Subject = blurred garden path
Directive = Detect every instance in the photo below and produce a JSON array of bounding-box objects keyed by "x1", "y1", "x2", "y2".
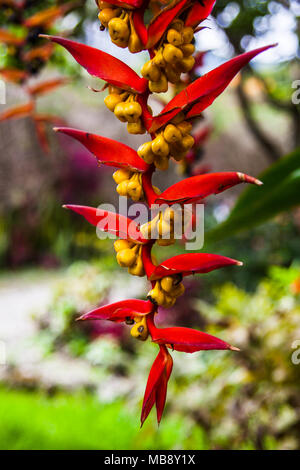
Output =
[{"x1": 0, "y1": 270, "x2": 100, "y2": 390}]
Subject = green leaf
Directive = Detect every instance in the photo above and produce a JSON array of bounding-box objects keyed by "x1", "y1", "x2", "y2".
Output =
[{"x1": 206, "y1": 147, "x2": 300, "y2": 242}]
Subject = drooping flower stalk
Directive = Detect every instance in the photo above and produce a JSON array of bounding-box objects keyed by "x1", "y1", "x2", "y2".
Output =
[
  {"x1": 0, "y1": 0, "x2": 83, "y2": 151},
  {"x1": 47, "y1": 0, "x2": 275, "y2": 425}
]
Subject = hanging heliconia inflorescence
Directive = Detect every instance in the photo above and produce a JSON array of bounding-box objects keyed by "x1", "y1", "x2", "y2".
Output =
[
  {"x1": 0, "y1": 0, "x2": 84, "y2": 151},
  {"x1": 43, "y1": 0, "x2": 275, "y2": 425}
]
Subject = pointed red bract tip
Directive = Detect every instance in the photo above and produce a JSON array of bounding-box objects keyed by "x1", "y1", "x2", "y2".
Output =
[
  {"x1": 230, "y1": 346, "x2": 241, "y2": 352},
  {"x1": 140, "y1": 344, "x2": 172, "y2": 427},
  {"x1": 237, "y1": 172, "x2": 263, "y2": 186}
]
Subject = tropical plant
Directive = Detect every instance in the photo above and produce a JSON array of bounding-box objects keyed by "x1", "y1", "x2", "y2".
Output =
[
  {"x1": 42, "y1": 0, "x2": 275, "y2": 426},
  {"x1": 0, "y1": 0, "x2": 85, "y2": 150}
]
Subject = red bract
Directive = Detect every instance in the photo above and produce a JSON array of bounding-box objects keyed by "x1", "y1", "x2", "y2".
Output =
[
  {"x1": 64, "y1": 204, "x2": 147, "y2": 243},
  {"x1": 27, "y1": 78, "x2": 69, "y2": 98},
  {"x1": 0, "y1": 68, "x2": 28, "y2": 84},
  {"x1": 146, "y1": 0, "x2": 189, "y2": 49},
  {"x1": 0, "y1": 28, "x2": 24, "y2": 46},
  {"x1": 185, "y1": 0, "x2": 216, "y2": 28},
  {"x1": 0, "y1": 102, "x2": 34, "y2": 122},
  {"x1": 149, "y1": 44, "x2": 276, "y2": 132},
  {"x1": 24, "y1": 3, "x2": 75, "y2": 28},
  {"x1": 103, "y1": 0, "x2": 145, "y2": 7},
  {"x1": 149, "y1": 253, "x2": 242, "y2": 281},
  {"x1": 54, "y1": 127, "x2": 149, "y2": 172},
  {"x1": 141, "y1": 344, "x2": 173, "y2": 426},
  {"x1": 147, "y1": 314, "x2": 238, "y2": 353},
  {"x1": 78, "y1": 299, "x2": 154, "y2": 322},
  {"x1": 155, "y1": 171, "x2": 262, "y2": 205},
  {"x1": 42, "y1": 36, "x2": 148, "y2": 94}
]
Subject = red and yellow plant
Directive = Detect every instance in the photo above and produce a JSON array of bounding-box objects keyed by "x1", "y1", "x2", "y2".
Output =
[
  {"x1": 44, "y1": 0, "x2": 275, "y2": 425},
  {"x1": 0, "y1": 0, "x2": 82, "y2": 151}
]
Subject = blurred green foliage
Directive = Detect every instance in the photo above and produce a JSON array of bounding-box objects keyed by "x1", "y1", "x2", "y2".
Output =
[
  {"x1": 0, "y1": 388, "x2": 211, "y2": 450},
  {"x1": 207, "y1": 147, "x2": 300, "y2": 242}
]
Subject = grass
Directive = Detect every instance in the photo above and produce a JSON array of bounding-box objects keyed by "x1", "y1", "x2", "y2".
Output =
[{"x1": 0, "y1": 387, "x2": 209, "y2": 450}]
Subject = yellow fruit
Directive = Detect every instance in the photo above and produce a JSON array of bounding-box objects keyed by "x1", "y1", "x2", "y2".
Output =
[
  {"x1": 161, "y1": 276, "x2": 175, "y2": 293},
  {"x1": 108, "y1": 17, "x2": 130, "y2": 42},
  {"x1": 182, "y1": 27, "x2": 194, "y2": 44},
  {"x1": 114, "y1": 102, "x2": 127, "y2": 122},
  {"x1": 127, "y1": 180, "x2": 142, "y2": 201},
  {"x1": 116, "y1": 248, "x2": 137, "y2": 267},
  {"x1": 148, "y1": 282, "x2": 165, "y2": 306},
  {"x1": 149, "y1": 73, "x2": 168, "y2": 93},
  {"x1": 164, "y1": 64, "x2": 181, "y2": 84},
  {"x1": 128, "y1": 256, "x2": 145, "y2": 277},
  {"x1": 162, "y1": 207, "x2": 176, "y2": 223},
  {"x1": 108, "y1": 85, "x2": 121, "y2": 94},
  {"x1": 137, "y1": 142, "x2": 155, "y2": 164},
  {"x1": 130, "y1": 316, "x2": 148, "y2": 340},
  {"x1": 124, "y1": 101, "x2": 142, "y2": 123},
  {"x1": 181, "y1": 134, "x2": 195, "y2": 150},
  {"x1": 140, "y1": 221, "x2": 151, "y2": 240},
  {"x1": 116, "y1": 180, "x2": 129, "y2": 196},
  {"x1": 141, "y1": 60, "x2": 161, "y2": 82},
  {"x1": 128, "y1": 31, "x2": 143, "y2": 53},
  {"x1": 167, "y1": 28, "x2": 183, "y2": 46},
  {"x1": 158, "y1": 218, "x2": 172, "y2": 238},
  {"x1": 170, "y1": 282, "x2": 185, "y2": 298},
  {"x1": 114, "y1": 239, "x2": 132, "y2": 252},
  {"x1": 98, "y1": 8, "x2": 117, "y2": 27},
  {"x1": 153, "y1": 49, "x2": 165, "y2": 67},
  {"x1": 169, "y1": 142, "x2": 187, "y2": 161},
  {"x1": 157, "y1": 237, "x2": 175, "y2": 246},
  {"x1": 177, "y1": 56, "x2": 195, "y2": 73},
  {"x1": 180, "y1": 43, "x2": 195, "y2": 57},
  {"x1": 104, "y1": 93, "x2": 123, "y2": 112},
  {"x1": 163, "y1": 124, "x2": 182, "y2": 143},
  {"x1": 98, "y1": 1, "x2": 112, "y2": 9},
  {"x1": 112, "y1": 169, "x2": 132, "y2": 184},
  {"x1": 152, "y1": 135, "x2": 169, "y2": 157},
  {"x1": 127, "y1": 119, "x2": 145, "y2": 134},
  {"x1": 163, "y1": 294, "x2": 176, "y2": 308},
  {"x1": 112, "y1": 38, "x2": 128, "y2": 48},
  {"x1": 163, "y1": 44, "x2": 183, "y2": 64},
  {"x1": 154, "y1": 154, "x2": 169, "y2": 171},
  {"x1": 177, "y1": 120, "x2": 192, "y2": 135},
  {"x1": 170, "y1": 19, "x2": 184, "y2": 32}
]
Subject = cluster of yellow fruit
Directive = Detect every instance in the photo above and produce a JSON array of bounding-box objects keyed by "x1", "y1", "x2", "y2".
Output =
[
  {"x1": 137, "y1": 113, "x2": 194, "y2": 170},
  {"x1": 140, "y1": 206, "x2": 191, "y2": 246},
  {"x1": 141, "y1": 20, "x2": 195, "y2": 93},
  {"x1": 97, "y1": 1, "x2": 143, "y2": 52},
  {"x1": 114, "y1": 239, "x2": 145, "y2": 277},
  {"x1": 129, "y1": 315, "x2": 149, "y2": 341},
  {"x1": 113, "y1": 169, "x2": 144, "y2": 202},
  {"x1": 104, "y1": 87, "x2": 145, "y2": 134},
  {"x1": 148, "y1": 275, "x2": 185, "y2": 308}
]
